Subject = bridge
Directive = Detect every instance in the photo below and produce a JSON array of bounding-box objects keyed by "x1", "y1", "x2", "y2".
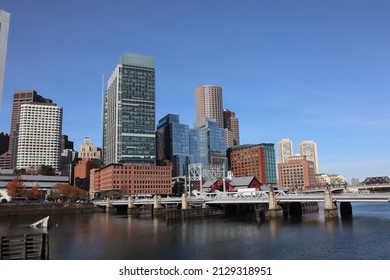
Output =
[{"x1": 93, "y1": 189, "x2": 390, "y2": 218}]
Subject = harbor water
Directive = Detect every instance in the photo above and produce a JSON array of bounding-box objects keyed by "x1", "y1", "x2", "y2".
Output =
[{"x1": 0, "y1": 202, "x2": 389, "y2": 260}]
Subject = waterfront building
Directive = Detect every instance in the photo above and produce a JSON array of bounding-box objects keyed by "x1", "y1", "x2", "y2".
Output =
[
  {"x1": 277, "y1": 138, "x2": 293, "y2": 164},
  {"x1": 223, "y1": 109, "x2": 240, "y2": 149},
  {"x1": 278, "y1": 155, "x2": 315, "y2": 190},
  {"x1": 227, "y1": 144, "x2": 277, "y2": 185},
  {"x1": 315, "y1": 174, "x2": 347, "y2": 188},
  {"x1": 16, "y1": 103, "x2": 63, "y2": 172},
  {"x1": 299, "y1": 140, "x2": 319, "y2": 174},
  {"x1": 74, "y1": 158, "x2": 101, "y2": 190},
  {"x1": 103, "y1": 53, "x2": 156, "y2": 166},
  {"x1": 92, "y1": 163, "x2": 172, "y2": 196},
  {"x1": 156, "y1": 114, "x2": 190, "y2": 177},
  {"x1": 195, "y1": 85, "x2": 224, "y2": 128},
  {"x1": 0, "y1": 173, "x2": 69, "y2": 196},
  {"x1": 0, "y1": 10, "x2": 10, "y2": 109}
]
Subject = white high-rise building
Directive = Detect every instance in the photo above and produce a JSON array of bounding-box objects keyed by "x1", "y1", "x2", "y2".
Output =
[
  {"x1": 0, "y1": 10, "x2": 10, "y2": 109},
  {"x1": 16, "y1": 103, "x2": 63, "y2": 172},
  {"x1": 278, "y1": 138, "x2": 293, "y2": 164},
  {"x1": 299, "y1": 140, "x2": 319, "y2": 174}
]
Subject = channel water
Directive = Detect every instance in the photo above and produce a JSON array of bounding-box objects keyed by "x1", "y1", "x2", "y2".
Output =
[{"x1": 0, "y1": 202, "x2": 389, "y2": 260}]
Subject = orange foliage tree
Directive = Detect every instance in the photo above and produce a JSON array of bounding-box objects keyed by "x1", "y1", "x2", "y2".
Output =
[
  {"x1": 51, "y1": 184, "x2": 87, "y2": 200},
  {"x1": 6, "y1": 178, "x2": 27, "y2": 197},
  {"x1": 31, "y1": 186, "x2": 43, "y2": 200}
]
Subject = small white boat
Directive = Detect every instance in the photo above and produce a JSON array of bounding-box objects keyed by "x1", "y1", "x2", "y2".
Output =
[{"x1": 30, "y1": 216, "x2": 50, "y2": 228}]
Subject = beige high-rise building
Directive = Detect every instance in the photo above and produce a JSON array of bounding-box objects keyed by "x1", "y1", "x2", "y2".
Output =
[
  {"x1": 278, "y1": 138, "x2": 293, "y2": 164},
  {"x1": 0, "y1": 9, "x2": 10, "y2": 109},
  {"x1": 79, "y1": 136, "x2": 101, "y2": 160},
  {"x1": 195, "y1": 85, "x2": 224, "y2": 128},
  {"x1": 299, "y1": 140, "x2": 319, "y2": 174}
]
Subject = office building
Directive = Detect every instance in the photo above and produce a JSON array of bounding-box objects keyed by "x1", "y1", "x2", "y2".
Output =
[
  {"x1": 227, "y1": 143, "x2": 277, "y2": 185},
  {"x1": 103, "y1": 53, "x2": 156, "y2": 166},
  {"x1": 0, "y1": 10, "x2": 10, "y2": 109},
  {"x1": 195, "y1": 85, "x2": 224, "y2": 128},
  {"x1": 278, "y1": 155, "x2": 316, "y2": 190},
  {"x1": 16, "y1": 103, "x2": 63, "y2": 172},
  {"x1": 193, "y1": 118, "x2": 226, "y2": 165},
  {"x1": 278, "y1": 138, "x2": 293, "y2": 164},
  {"x1": 0, "y1": 90, "x2": 53, "y2": 169},
  {"x1": 92, "y1": 163, "x2": 172, "y2": 196},
  {"x1": 79, "y1": 136, "x2": 101, "y2": 160},
  {"x1": 156, "y1": 114, "x2": 190, "y2": 177},
  {"x1": 223, "y1": 109, "x2": 240, "y2": 148},
  {"x1": 299, "y1": 140, "x2": 319, "y2": 174}
]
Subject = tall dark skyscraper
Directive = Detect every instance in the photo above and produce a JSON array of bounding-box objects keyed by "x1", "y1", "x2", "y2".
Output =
[{"x1": 103, "y1": 53, "x2": 156, "y2": 166}]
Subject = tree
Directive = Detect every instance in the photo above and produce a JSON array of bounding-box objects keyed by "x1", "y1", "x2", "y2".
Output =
[
  {"x1": 6, "y1": 178, "x2": 27, "y2": 197},
  {"x1": 39, "y1": 165, "x2": 56, "y2": 176},
  {"x1": 31, "y1": 186, "x2": 43, "y2": 200},
  {"x1": 51, "y1": 184, "x2": 87, "y2": 200}
]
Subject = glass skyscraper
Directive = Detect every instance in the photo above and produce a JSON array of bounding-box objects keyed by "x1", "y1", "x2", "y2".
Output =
[
  {"x1": 103, "y1": 53, "x2": 156, "y2": 166},
  {"x1": 0, "y1": 10, "x2": 10, "y2": 109},
  {"x1": 156, "y1": 114, "x2": 190, "y2": 177}
]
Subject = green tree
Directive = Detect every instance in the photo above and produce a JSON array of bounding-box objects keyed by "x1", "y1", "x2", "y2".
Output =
[{"x1": 39, "y1": 165, "x2": 56, "y2": 176}]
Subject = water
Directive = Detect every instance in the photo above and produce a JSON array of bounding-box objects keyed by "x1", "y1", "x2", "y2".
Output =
[{"x1": 1, "y1": 202, "x2": 389, "y2": 260}]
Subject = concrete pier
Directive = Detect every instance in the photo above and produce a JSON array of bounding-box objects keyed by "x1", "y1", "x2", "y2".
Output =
[
  {"x1": 267, "y1": 189, "x2": 283, "y2": 217},
  {"x1": 324, "y1": 189, "x2": 338, "y2": 218},
  {"x1": 105, "y1": 198, "x2": 117, "y2": 213}
]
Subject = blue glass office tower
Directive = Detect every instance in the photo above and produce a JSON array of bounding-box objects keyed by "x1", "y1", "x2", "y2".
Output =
[
  {"x1": 156, "y1": 114, "x2": 190, "y2": 177},
  {"x1": 103, "y1": 53, "x2": 156, "y2": 166}
]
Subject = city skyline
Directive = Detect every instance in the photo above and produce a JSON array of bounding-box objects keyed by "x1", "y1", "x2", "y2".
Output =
[{"x1": 0, "y1": 1, "x2": 389, "y2": 182}]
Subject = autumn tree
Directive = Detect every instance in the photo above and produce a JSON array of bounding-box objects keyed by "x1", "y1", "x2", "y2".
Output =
[
  {"x1": 31, "y1": 186, "x2": 43, "y2": 200},
  {"x1": 51, "y1": 184, "x2": 87, "y2": 200},
  {"x1": 6, "y1": 178, "x2": 27, "y2": 197}
]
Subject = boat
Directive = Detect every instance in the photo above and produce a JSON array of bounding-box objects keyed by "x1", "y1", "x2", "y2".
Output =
[{"x1": 30, "y1": 216, "x2": 50, "y2": 228}]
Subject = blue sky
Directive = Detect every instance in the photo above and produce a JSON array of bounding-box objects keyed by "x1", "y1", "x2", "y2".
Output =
[{"x1": 0, "y1": 0, "x2": 389, "y2": 182}]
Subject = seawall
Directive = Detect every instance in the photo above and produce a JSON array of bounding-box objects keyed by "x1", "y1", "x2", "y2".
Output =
[{"x1": 0, "y1": 203, "x2": 104, "y2": 217}]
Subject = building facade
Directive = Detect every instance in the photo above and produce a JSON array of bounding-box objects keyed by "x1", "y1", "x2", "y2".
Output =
[
  {"x1": 0, "y1": 90, "x2": 53, "y2": 169},
  {"x1": 79, "y1": 136, "x2": 101, "y2": 160},
  {"x1": 299, "y1": 140, "x2": 319, "y2": 174},
  {"x1": 278, "y1": 155, "x2": 316, "y2": 190},
  {"x1": 103, "y1": 53, "x2": 156, "y2": 166},
  {"x1": 16, "y1": 103, "x2": 63, "y2": 172},
  {"x1": 278, "y1": 138, "x2": 293, "y2": 164},
  {"x1": 192, "y1": 118, "x2": 226, "y2": 165},
  {"x1": 195, "y1": 85, "x2": 224, "y2": 128},
  {"x1": 0, "y1": 9, "x2": 10, "y2": 109},
  {"x1": 156, "y1": 114, "x2": 190, "y2": 177},
  {"x1": 223, "y1": 109, "x2": 240, "y2": 149},
  {"x1": 227, "y1": 144, "x2": 277, "y2": 185},
  {"x1": 92, "y1": 163, "x2": 172, "y2": 196}
]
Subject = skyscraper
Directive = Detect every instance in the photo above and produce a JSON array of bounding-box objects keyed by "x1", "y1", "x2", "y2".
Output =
[
  {"x1": 103, "y1": 53, "x2": 156, "y2": 166},
  {"x1": 156, "y1": 114, "x2": 190, "y2": 177},
  {"x1": 223, "y1": 108, "x2": 240, "y2": 148},
  {"x1": 0, "y1": 90, "x2": 53, "y2": 169},
  {"x1": 16, "y1": 103, "x2": 63, "y2": 172},
  {"x1": 0, "y1": 10, "x2": 10, "y2": 109},
  {"x1": 195, "y1": 85, "x2": 224, "y2": 128},
  {"x1": 278, "y1": 138, "x2": 293, "y2": 164},
  {"x1": 299, "y1": 140, "x2": 319, "y2": 174}
]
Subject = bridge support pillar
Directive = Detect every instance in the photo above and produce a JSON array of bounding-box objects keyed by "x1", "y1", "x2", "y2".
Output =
[
  {"x1": 105, "y1": 198, "x2": 117, "y2": 213},
  {"x1": 153, "y1": 195, "x2": 164, "y2": 209},
  {"x1": 267, "y1": 189, "x2": 283, "y2": 217},
  {"x1": 127, "y1": 195, "x2": 139, "y2": 215},
  {"x1": 181, "y1": 193, "x2": 189, "y2": 210},
  {"x1": 324, "y1": 189, "x2": 338, "y2": 218}
]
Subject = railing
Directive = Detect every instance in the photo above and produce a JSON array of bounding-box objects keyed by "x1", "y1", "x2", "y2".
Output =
[{"x1": 0, "y1": 233, "x2": 49, "y2": 260}]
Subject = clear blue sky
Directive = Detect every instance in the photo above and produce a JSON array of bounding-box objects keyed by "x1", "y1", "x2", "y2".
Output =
[{"x1": 1, "y1": 0, "x2": 389, "y2": 182}]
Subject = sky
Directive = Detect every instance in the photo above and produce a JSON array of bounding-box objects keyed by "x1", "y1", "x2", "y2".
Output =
[{"x1": 0, "y1": 0, "x2": 389, "y2": 182}]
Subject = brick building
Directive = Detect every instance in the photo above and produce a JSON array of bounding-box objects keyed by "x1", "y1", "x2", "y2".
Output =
[
  {"x1": 278, "y1": 155, "x2": 315, "y2": 190},
  {"x1": 92, "y1": 163, "x2": 172, "y2": 197}
]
